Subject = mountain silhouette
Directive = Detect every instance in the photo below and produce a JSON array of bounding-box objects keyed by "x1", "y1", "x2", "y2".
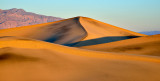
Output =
[
  {"x1": 0, "y1": 8, "x2": 63, "y2": 29},
  {"x1": 139, "y1": 31, "x2": 160, "y2": 35}
]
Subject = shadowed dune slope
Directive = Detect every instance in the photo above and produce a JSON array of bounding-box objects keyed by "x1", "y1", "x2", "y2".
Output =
[
  {"x1": 80, "y1": 34, "x2": 160, "y2": 56},
  {"x1": 0, "y1": 17, "x2": 146, "y2": 45},
  {"x1": 0, "y1": 17, "x2": 87, "y2": 45},
  {"x1": 0, "y1": 36, "x2": 160, "y2": 81}
]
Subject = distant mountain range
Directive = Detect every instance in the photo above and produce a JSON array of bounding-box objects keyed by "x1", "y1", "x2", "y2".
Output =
[
  {"x1": 139, "y1": 31, "x2": 160, "y2": 35},
  {"x1": 0, "y1": 8, "x2": 63, "y2": 29}
]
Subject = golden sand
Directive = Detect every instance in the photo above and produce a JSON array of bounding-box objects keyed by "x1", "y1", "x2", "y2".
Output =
[
  {"x1": 0, "y1": 37, "x2": 160, "y2": 81},
  {"x1": 0, "y1": 17, "x2": 159, "y2": 81}
]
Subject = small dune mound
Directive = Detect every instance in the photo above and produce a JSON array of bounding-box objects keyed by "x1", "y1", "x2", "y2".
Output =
[{"x1": 80, "y1": 34, "x2": 160, "y2": 56}]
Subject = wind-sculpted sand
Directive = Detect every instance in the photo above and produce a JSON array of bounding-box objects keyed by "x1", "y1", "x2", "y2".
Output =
[
  {"x1": 0, "y1": 17, "x2": 87, "y2": 45},
  {"x1": 0, "y1": 17, "x2": 159, "y2": 81}
]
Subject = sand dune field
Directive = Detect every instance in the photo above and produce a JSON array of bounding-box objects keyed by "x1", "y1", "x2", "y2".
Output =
[{"x1": 0, "y1": 17, "x2": 159, "y2": 81}]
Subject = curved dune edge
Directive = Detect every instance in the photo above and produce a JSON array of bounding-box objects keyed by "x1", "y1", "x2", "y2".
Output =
[
  {"x1": 0, "y1": 36, "x2": 160, "y2": 63},
  {"x1": 79, "y1": 17, "x2": 146, "y2": 40},
  {"x1": 0, "y1": 17, "x2": 88, "y2": 45},
  {"x1": 80, "y1": 34, "x2": 160, "y2": 56}
]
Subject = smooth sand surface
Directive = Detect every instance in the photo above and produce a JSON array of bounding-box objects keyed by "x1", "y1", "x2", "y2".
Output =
[
  {"x1": 80, "y1": 34, "x2": 160, "y2": 56},
  {"x1": 79, "y1": 17, "x2": 146, "y2": 40},
  {"x1": 0, "y1": 36, "x2": 160, "y2": 81}
]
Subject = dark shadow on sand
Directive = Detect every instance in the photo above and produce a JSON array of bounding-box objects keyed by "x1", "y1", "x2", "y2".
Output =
[{"x1": 64, "y1": 36, "x2": 140, "y2": 47}]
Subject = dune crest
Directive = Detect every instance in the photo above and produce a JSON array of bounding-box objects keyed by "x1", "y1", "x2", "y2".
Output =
[
  {"x1": 0, "y1": 17, "x2": 87, "y2": 45},
  {"x1": 79, "y1": 17, "x2": 146, "y2": 40}
]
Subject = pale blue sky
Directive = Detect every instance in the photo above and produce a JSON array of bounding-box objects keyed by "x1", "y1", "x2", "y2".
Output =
[{"x1": 0, "y1": 0, "x2": 160, "y2": 32}]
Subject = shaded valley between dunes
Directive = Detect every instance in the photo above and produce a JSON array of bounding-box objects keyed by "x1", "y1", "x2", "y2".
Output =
[{"x1": 69, "y1": 36, "x2": 140, "y2": 47}]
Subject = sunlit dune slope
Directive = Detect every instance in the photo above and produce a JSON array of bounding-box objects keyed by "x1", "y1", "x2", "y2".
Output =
[
  {"x1": 80, "y1": 34, "x2": 160, "y2": 56},
  {"x1": 79, "y1": 17, "x2": 146, "y2": 40},
  {"x1": 0, "y1": 17, "x2": 146, "y2": 45},
  {"x1": 0, "y1": 36, "x2": 160, "y2": 81},
  {"x1": 0, "y1": 17, "x2": 87, "y2": 45}
]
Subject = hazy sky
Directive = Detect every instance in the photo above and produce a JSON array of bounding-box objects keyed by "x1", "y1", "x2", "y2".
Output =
[{"x1": 1, "y1": 0, "x2": 160, "y2": 32}]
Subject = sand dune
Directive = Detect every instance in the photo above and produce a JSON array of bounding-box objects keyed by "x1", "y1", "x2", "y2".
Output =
[
  {"x1": 0, "y1": 17, "x2": 146, "y2": 45},
  {"x1": 0, "y1": 36, "x2": 160, "y2": 81},
  {"x1": 0, "y1": 17, "x2": 87, "y2": 45},
  {"x1": 80, "y1": 34, "x2": 160, "y2": 56}
]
